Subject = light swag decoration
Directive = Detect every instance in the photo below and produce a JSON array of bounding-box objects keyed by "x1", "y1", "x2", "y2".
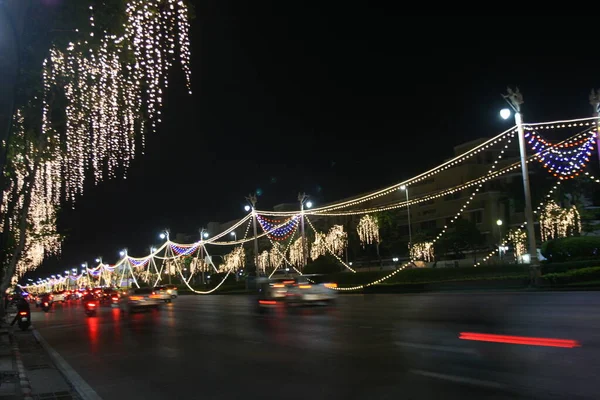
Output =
[
  {"x1": 326, "y1": 225, "x2": 347, "y2": 256},
  {"x1": 539, "y1": 200, "x2": 581, "y2": 242},
  {"x1": 1, "y1": 0, "x2": 192, "y2": 279},
  {"x1": 357, "y1": 215, "x2": 379, "y2": 247},
  {"x1": 310, "y1": 232, "x2": 327, "y2": 261},
  {"x1": 508, "y1": 228, "x2": 527, "y2": 259},
  {"x1": 289, "y1": 237, "x2": 306, "y2": 266},
  {"x1": 410, "y1": 241, "x2": 435, "y2": 262}
]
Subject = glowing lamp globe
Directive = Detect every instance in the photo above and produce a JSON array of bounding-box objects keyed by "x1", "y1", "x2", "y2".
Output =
[{"x1": 500, "y1": 108, "x2": 511, "y2": 120}]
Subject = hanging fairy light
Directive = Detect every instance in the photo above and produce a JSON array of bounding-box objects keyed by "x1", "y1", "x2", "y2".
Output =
[
  {"x1": 289, "y1": 237, "x2": 306, "y2": 266},
  {"x1": 269, "y1": 242, "x2": 285, "y2": 268},
  {"x1": 539, "y1": 200, "x2": 581, "y2": 242},
  {"x1": 310, "y1": 232, "x2": 327, "y2": 261},
  {"x1": 357, "y1": 215, "x2": 380, "y2": 247},
  {"x1": 325, "y1": 225, "x2": 347, "y2": 256},
  {"x1": 508, "y1": 228, "x2": 527, "y2": 258},
  {"x1": 258, "y1": 250, "x2": 270, "y2": 272},
  {"x1": 222, "y1": 246, "x2": 245, "y2": 272},
  {"x1": 1, "y1": 0, "x2": 193, "y2": 281},
  {"x1": 410, "y1": 242, "x2": 435, "y2": 262}
]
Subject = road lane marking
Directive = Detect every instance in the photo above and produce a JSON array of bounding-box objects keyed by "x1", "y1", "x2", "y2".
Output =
[
  {"x1": 395, "y1": 341, "x2": 478, "y2": 355},
  {"x1": 32, "y1": 329, "x2": 103, "y2": 400},
  {"x1": 410, "y1": 369, "x2": 507, "y2": 389}
]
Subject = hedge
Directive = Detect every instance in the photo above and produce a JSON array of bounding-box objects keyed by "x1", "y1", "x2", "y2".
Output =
[
  {"x1": 541, "y1": 236, "x2": 600, "y2": 262},
  {"x1": 542, "y1": 266, "x2": 600, "y2": 285}
]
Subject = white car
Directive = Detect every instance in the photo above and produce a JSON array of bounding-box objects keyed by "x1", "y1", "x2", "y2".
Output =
[
  {"x1": 283, "y1": 276, "x2": 337, "y2": 306},
  {"x1": 52, "y1": 291, "x2": 66, "y2": 302}
]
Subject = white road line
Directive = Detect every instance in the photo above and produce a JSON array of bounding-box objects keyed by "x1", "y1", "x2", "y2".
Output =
[
  {"x1": 395, "y1": 341, "x2": 478, "y2": 355},
  {"x1": 410, "y1": 369, "x2": 507, "y2": 389},
  {"x1": 32, "y1": 329, "x2": 103, "y2": 400}
]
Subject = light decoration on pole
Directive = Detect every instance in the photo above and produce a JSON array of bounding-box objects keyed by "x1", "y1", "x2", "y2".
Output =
[
  {"x1": 539, "y1": 200, "x2": 581, "y2": 242},
  {"x1": 525, "y1": 130, "x2": 596, "y2": 180},
  {"x1": 310, "y1": 232, "x2": 327, "y2": 261},
  {"x1": 357, "y1": 215, "x2": 380, "y2": 247},
  {"x1": 325, "y1": 225, "x2": 347, "y2": 256},
  {"x1": 256, "y1": 214, "x2": 299, "y2": 241},
  {"x1": 409, "y1": 242, "x2": 435, "y2": 262},
  {"x1": 289, "y1": 237, "x2": 307, "y2": 266},
  {"x1": 508, "y1": 228, "x2": 527, "y2": 259}
]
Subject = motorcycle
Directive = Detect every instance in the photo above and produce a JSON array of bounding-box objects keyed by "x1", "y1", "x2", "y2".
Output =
[
  {"x1": 41, "y1": 301, "x2": 50, "y2": 312},
  {"x1": 84, "y1": 301, "x2": 97, "y2": 317},
  {"x1": 17, "y1": 310, "x2": 31, "y2": 331}
]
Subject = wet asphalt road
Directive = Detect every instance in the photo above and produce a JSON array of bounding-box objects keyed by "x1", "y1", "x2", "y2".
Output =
[{"x1": 31, "y1": 292, "x2": 600, "y2": 400}]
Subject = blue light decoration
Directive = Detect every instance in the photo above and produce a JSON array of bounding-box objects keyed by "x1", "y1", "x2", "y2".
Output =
[
  {"x1": 525, "y1": 130, "x2": 596, "y2": 180},
  {"x1": 256, "y1": 214, "x2": 300, "y2": 241},
  {"x1": 129, "y1": 258, "x2": 150, "y2": 268},
  {"x1": 170, "y1": 243, "x2": 200, "y2": 256}
]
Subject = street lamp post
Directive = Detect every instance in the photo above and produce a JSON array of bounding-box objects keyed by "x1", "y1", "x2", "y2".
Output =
[
  {"x1": 496, "y1": 219, "x2": 503, "y2": 259},
  {"x1": 298, "y1": 193, "x2": 312, "y2": 269},
  {"x1": 246, "y1": 194, "x2": 260, "y2": 277},
  {"x1": 501, "y1": 88, "x2": 539, "y2": 281},
  {"x1": 199, "y1": 228, "x2": 208, "y2": 285},
  {"x1": 400, "y1": 185, "x2": 412, "y2": 248}
]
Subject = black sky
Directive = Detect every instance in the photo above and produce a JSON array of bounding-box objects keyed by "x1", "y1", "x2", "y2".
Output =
[{"x1": 32, "y1": 12, "x2": 600, "y2": 276}]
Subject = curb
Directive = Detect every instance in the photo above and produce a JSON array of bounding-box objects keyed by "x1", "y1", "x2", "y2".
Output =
[
  {"x1": 9, "y1": 330, "x2": 34, "y2": 400},
  {"x1": 32, "y1": 329, "x2": 103, "y2": 400}
]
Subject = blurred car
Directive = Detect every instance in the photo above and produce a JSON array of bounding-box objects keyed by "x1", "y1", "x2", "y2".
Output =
[
  {"x1": 52, "y1": 291, "x2": 66, "y2": 302},
  {"x1": 119, "y1": 288, "x2": 160, "y2": 313},
  {"x1": 256, "y1": 275, "x2": 337, "y2": 311},
  {"x1": 152, "y1": 286, "x2": 173, "y2": 303},
  {"x1": 284, "y1": 275, "x2": 337, "y2": 306},
  {"x1": 165, "y1": 285, "x2": 178, "y2": 299}
]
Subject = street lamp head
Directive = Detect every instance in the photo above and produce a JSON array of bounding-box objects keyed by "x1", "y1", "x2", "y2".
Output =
[
  {"x1": 500, "y1": 108, "x2": 511, "y2": 120},
  {"x1": 230, "y1": 232, "x2": 236, "y2": 236},
  {"x1": 203, "y1": 232, "x2": 209, "y2": 238},
  {"x1": 496, "y1": 219, "x2": 503, "y2": 226},
  {"x1": 244, "y1": 205, "x2": 251, "y2": 212},
  {"x1": 159, "y1": 233, "x2": 166, "y2": 240},
  {"x1": 305, "y1": 201, "x2": 313, "y2": 209},
  {"x1": 95, "y1": 258, "x2": 100, "y2": 263},
  {"x1": 400, "y1": 185, "x2": 406, "y2": 190},
  {"x1": 119, "y1": 250, "x2": 125, "y2": 257},
  {"x1": 81, "y1": 263, "x2": 86, "y2": 268}
]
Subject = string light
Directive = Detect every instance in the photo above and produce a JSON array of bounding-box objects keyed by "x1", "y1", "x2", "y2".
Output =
[{"x1": 357, "y1": 215, "x2": 380, "y2": 247}]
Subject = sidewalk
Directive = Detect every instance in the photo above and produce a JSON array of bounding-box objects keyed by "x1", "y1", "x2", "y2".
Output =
[
  {"x1": 0, "y1": 310, "x2": 85, "y2": 400},
  {"x1": 13, "y1": 327, "x2": 80, "y2": 399}
]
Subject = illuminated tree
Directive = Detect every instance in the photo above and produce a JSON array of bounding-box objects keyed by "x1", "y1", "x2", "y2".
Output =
[
  {"x1": 539, "y1": 200, "x2": 581, "y2": 242},
  {"x1": 0, "y1": 0, "x2": 193, "y2": 292},
  {"x1": 356, "y1": 214, "x2": 379, "y2": 247}
]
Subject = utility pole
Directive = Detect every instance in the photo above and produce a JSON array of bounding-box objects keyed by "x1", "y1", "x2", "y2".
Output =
[
  {"x1": 246, "y1": 194, "x2": 260, "y2": 277},
  {"x1": 589, "y1": 89, "x2": 600, "y2": 167},
  {"x1": 298, "y1": 192, "x2": 308, "y2": 269},
  {"x1": 199, "y1": 228, "x2": 206, "y2": 285},
  {"x1": 502, "y1": 87, "x2": 539, "y2": 281}
]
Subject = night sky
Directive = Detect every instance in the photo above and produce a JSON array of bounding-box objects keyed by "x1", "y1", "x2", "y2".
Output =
[{"x1": 32, "y1": 13, "x2": 600, "y2": 276}]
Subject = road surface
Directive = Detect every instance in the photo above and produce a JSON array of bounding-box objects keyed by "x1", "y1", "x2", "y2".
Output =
[{"x1": 31, "y1": 292, "x2": 600, "y2": 399}]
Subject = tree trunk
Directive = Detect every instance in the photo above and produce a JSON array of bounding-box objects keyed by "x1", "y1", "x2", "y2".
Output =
[{"x1": 0, "y1": 154, "x2": 40, "y2": 318}]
